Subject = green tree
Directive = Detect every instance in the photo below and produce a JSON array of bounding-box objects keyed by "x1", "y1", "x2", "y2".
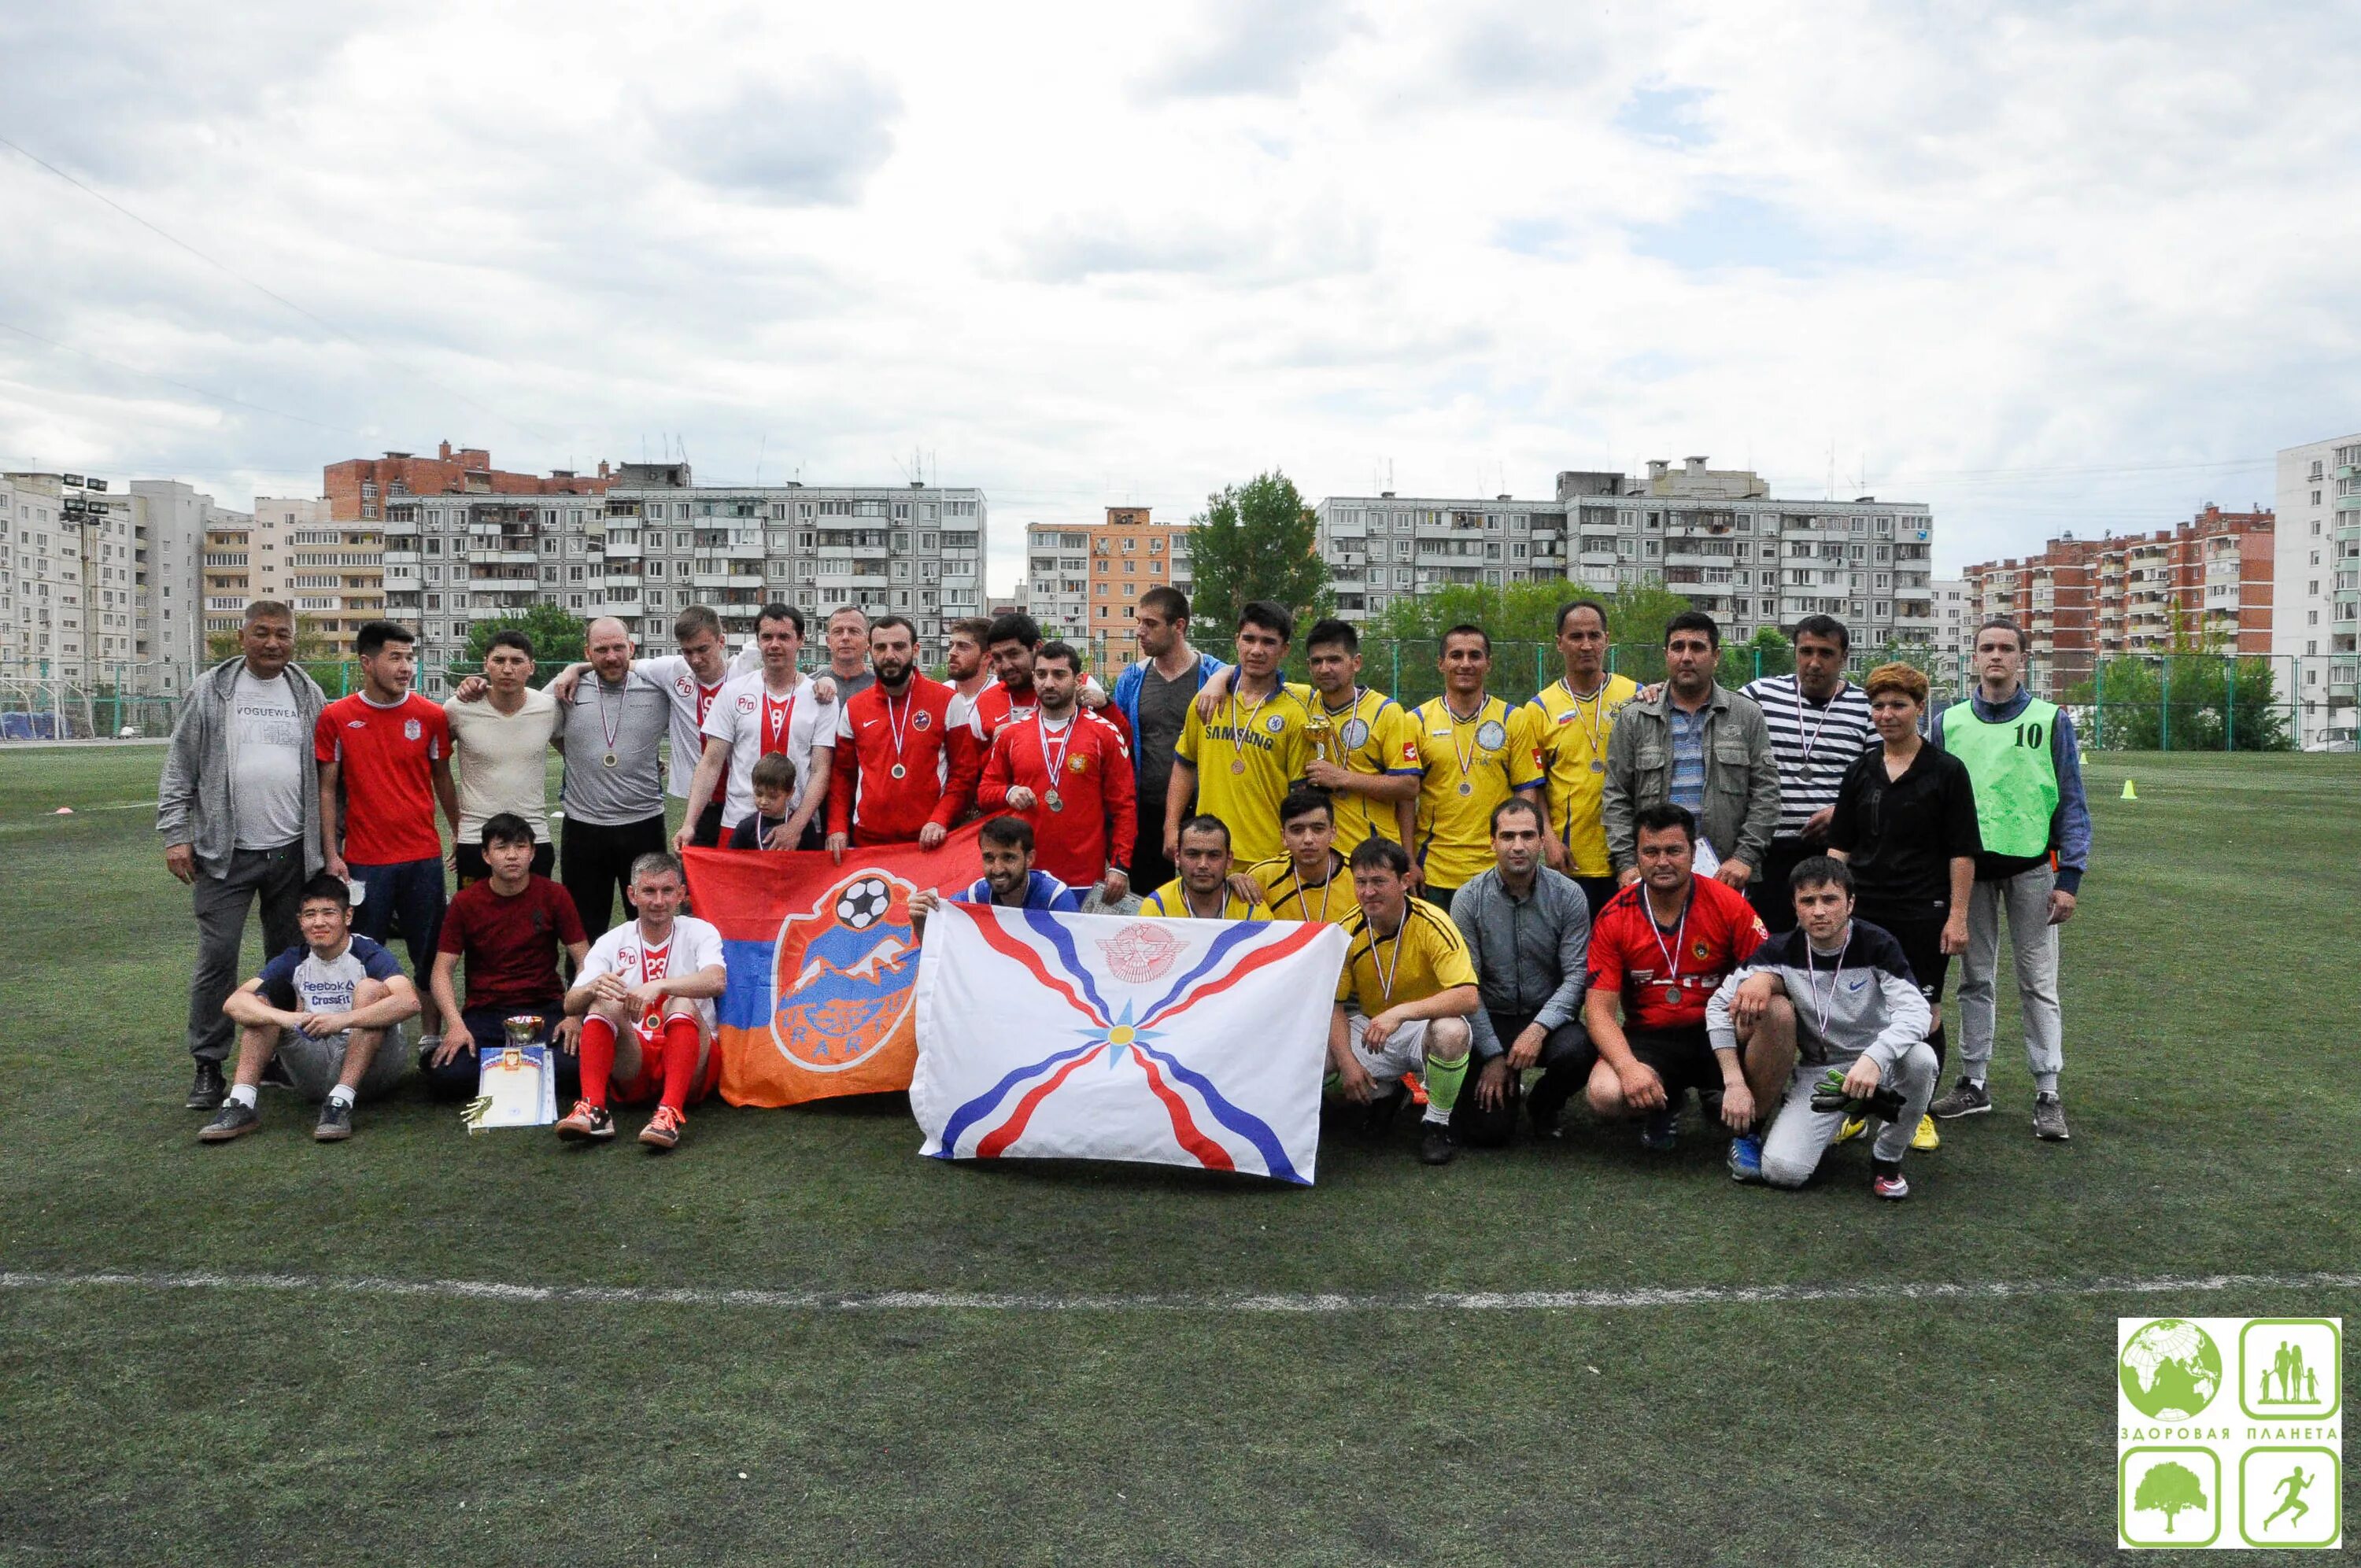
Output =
[
  {"x1": 2132, "y1": 1459, "x2": 2207, "y2": 1536},
  {"x1": 1185, "y1": 471, "x2": 1329, "y2": 638},
  {"x1": 1725, "y1": 625, "x2": 1792, "y2": 688},
  {"x1": 461, "y1": 604, "x2": 589, "y2": 685}
]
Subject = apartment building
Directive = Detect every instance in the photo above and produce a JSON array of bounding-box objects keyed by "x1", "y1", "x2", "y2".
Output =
[
  {"x1": 2272, "y1": 431, "x2": 2359, "y2": 747},
  {"x1": 1314, "y1": 457, "x2": 1938, "y2": 648},
  {"x1": 1023, "y1": 506, "x2": 1193, "y2": 639},
  {"x1": 3, "y1": 470, "x2": 212, "y2": 691},
  {"x1": 1964, "y1": 505, "x2": 2274, "y2": 699}
]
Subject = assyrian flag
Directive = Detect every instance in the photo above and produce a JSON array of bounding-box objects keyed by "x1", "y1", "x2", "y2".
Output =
[
  {"x1": 685, "y1": 824, "x2": 985, "y2": 1108},
  {"x1": 911, "y1": 905, "x2": 1349, "y2": 1184}
]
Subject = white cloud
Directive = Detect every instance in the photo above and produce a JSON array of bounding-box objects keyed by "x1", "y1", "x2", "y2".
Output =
[{"x1": 0, "y1": 0, "x2": 2355, "y2": 596}]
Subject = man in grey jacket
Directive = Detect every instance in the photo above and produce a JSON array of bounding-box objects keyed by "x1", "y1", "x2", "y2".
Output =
[
  {"x1": 1449, "y1": 796, "x2": 1593, "y2": 1147},
  {"x1": 158, "y1": 602, "x2": 327, "y2": 1110},
  {"x1": 1602, "y1": 611, "x2": 1779, "y2": 893},
  {"x1": 1707, "y1": 855, "x2": 1936, "y2": 1199}
]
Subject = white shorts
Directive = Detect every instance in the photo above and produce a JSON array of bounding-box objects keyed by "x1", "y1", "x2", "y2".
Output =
[{"x1": 1345, "y1": 1010, "x2": 1434, "y2": 1088}]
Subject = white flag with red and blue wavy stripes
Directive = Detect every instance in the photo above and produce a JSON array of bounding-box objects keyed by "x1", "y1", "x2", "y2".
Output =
[{"x1": 911, "y1": 902, "x2": 1350, "y2": 1184}]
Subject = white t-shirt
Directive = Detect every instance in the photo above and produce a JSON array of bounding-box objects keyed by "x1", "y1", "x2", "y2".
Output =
[
  {"x1": 635, "y1": 654, "x2": 735, "y2": 799},
  {"x1": 701, "y1": 670, "x2": 836, "y2": 828},
  {"x1": 443, "y1": 686, "x2": 558, "y2": 843},
  {"x1": 578, "y1": 915, "x2": 726, "y2": 1035},
  {"x1": 230, "y1": 667, "x2": 309, "y2": 850},
  {"x1": 944, "y1": 675, "x2": 996, "y2": 733}
]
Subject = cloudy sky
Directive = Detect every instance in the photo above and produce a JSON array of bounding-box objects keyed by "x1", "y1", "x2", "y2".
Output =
[{"x1": 3, "y1": 0, "x2": 2356, "y2": 590}]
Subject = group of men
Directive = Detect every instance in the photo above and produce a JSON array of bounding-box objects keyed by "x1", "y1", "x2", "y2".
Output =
[{"x1": 161, "y1": 581, "x2": 2088, "y2": 1185}]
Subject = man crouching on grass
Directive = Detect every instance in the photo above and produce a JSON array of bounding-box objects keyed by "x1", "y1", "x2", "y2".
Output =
[
  {"x1": 555, "y1": 853, "x2": 728, "y2": 1151},
  {"x1": 199, "y1": 875, "x2": 419, "y2": 1143},
  {"x1": 1708, "y1": 855, "x2": 1935, "y2": 1199}
]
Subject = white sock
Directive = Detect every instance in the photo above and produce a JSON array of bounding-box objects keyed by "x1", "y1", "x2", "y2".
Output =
[
  {"x1": 227, "y1": 1083, "x2": 259, "y2": 1109},
  {"x1": 327, "y1": 1084, "x2": 357, "y2": 1108}
]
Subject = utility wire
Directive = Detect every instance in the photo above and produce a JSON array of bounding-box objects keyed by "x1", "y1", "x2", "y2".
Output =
[{"x1": 0, "y1": 320, "x2": 369, "y2": 436}]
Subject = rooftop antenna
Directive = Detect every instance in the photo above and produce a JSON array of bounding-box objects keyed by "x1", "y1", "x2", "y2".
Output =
[{"x1": 754, "y1": 434, "x2": 767, "y2": 488}]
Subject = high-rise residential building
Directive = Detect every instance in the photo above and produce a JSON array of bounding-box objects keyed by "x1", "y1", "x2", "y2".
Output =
[
  {"x1": 1314, "y1": 457, "x2": 1938, "y2": 649},
  {"x1": 4, "y1": 470, "x2": 214, "y2": 692},
  {"x1": 372, "y1": 458, "x2": 988, "y2": 688},
  {"x1": 2272, "y1": 430, "x2": 2360, "y2": 748},
  {"x1": 1023, "y1": 506, "x2": 1191, "y2": 640},
  {"x1": 1964, "y1": 505, "x2": 2274, "y2": 699},
  {"x1": 1929, "y1": 577, "x2": 1974, "y2": 672}
]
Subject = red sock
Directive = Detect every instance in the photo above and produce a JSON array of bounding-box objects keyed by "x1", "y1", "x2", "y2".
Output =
[
  {"x1": 659, "y1": 1016, "x2": 703, "y2": 1111},
  {"x1": 578, "y1": 1014, "x2": 618, "y2": 1108}
]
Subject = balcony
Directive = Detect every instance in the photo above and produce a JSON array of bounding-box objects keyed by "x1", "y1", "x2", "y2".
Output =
[{"x1": 600, "y1": 540, "x2": 641, "y2": 561}]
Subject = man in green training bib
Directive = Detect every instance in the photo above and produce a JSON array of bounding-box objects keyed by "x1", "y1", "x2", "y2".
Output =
[{"x1": 1927, "y1": 617, "x2": 2090, "y2": 1141}]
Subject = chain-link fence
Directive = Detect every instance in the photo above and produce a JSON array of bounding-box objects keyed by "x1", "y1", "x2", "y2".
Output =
[{"x1": 1, "y1": 648, "x2": 2338, "y2": 752}]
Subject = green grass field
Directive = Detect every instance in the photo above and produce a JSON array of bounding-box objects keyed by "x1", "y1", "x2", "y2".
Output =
[{"x1": 2, "y1": 744, "x2": 2355, "y2": 1566}]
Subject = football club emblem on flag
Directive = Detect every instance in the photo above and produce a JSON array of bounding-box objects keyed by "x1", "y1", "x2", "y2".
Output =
[
  {"x1": 770, "y1": 874, "x2": 918, "y2": 1072},
  {"x1": 686, "y1": 825, "x2": 987, "y2": 1107},
  {"x1": 913, "y1": 906, "x2": 1349, "y2": 1182}
]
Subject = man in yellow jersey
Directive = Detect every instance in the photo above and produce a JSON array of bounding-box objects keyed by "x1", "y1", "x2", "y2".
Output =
[
  {"x1": 1406, "y1": 624, "x2": 1545, "y2": 912},
  {"x1": 1237, "y1": 786, "x2": 1356, "y2": 926},
  {"x1": 1167, "y1": 600, "x2": 1316, "y2": 867},
  {"x1": 1193, "y1": 618, "x2": 1419, "y2": 854},
  {"x1": 1140, "y1": 815, "x2": 1277, "y2": 920},
  {"x1": 1329, "y1": 837, "x2": 1480, "y2": 1165},
  {"x1": 1529, "y1": 597, "x2": 1640, "y2": 917}
]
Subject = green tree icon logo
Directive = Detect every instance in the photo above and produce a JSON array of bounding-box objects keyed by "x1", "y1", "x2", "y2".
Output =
[
  {"x1": 2134, "y1": 1460, "x2": 2209, "y2": 1536},
  {"x1": 2119, "y1": 1319, "x2": 2223, "y2": 1419}
]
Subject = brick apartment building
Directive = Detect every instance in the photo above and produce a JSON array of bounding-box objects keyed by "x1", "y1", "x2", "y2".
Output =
[
  {"x1": 325, "y1": 441, "x2": 611, "y2": 522},
  {"x1": 1964, "y1": 505, "x2": 2274, "y2": 695}
]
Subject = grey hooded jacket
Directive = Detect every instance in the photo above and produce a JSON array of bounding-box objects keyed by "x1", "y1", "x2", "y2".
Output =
[{"x1": 157, "y1": 656, "x2": 328, "y2": 879}]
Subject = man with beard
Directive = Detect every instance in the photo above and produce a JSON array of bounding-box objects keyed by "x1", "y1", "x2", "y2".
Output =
[
  {"x1": 942, "y1": 616, "x2": 998, "y2": 732},
  {"x1": 1112, "y1": 585, "x2": 1228, "y2": 896},
  {"x1": 826, "y1": 614, "x2": 978, "y2": 855},
  {"x1": 911, "y1": 814, "x2": 1084, "y2": 932},
  {"x1": 976, "y1": 640, "x2": 1134, "y2": 903}
]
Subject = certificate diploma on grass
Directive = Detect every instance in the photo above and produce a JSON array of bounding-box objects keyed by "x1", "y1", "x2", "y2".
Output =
[{"x1": 463, "y1": 1016, "x2": 560, "y2": 1131}]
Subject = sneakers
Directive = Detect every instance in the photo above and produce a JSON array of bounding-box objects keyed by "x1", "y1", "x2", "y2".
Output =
[
  {"x1": 1726, "y1": 1134, "x2": 1764, "y2": 1183},
  {"x1": 1871, "y1": 1171, "x2": 1911, "y2": 1201},
  {"x1": 2032, "y1": 1093, "x2": 2071, "y2": 1142},
  {"x1": 314, "y1": 1098, "x2": 353, "y2": 1142},
  {"x1": 197, "y1": 1099, "x2": 260, "y2": 1142},
  {"x1": 638, "y1": 1103, "x2": 686, "y2": 1151},
  {"x1": 555, "y1": 1100, "x2": 615, "y2": 1142},
  {"x1": 187, "y1": 1060, "x2": 227, "y2": 1110},
  {"x1": 1833, "y1": 1116, "x2": 1866, "y2": 1145},
  {"x1": 1639, "y1": 1108, "x2": 1679, "y2": 1152},
  {"x1": 1417, "y1": 1120, "x2": 1457, "y2": 1166},
  {"x1": 1930, "y1": 1077, "x2": 1990, "y2": 1119},
  {"x1": 1911, "y1": 1114, "x2": 1941, "y2": 1151}
]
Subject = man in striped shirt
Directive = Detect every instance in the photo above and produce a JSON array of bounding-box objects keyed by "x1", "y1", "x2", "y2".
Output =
[{"x1": 1739, "y1": 614, "x2": 1875, "y2": 933}]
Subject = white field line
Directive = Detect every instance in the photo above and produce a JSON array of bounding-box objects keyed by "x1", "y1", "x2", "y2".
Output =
[{"x1": 4, "y1": 1267, "x2": 2358, "y2": 1314}]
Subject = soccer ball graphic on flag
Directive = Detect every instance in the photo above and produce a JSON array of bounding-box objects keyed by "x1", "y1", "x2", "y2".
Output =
[{"x1": 770, "y1": 872, "x2": 920, "y2": 1072}]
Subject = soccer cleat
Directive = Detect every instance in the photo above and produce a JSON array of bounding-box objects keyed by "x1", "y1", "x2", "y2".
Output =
[
  {"x1": 1833, "y1": 1116, "x2": 1866, "y2": 1145},
  {"x1": 313, "y1": 1098, "x2": 353, "y2": 1142},
  {"x1": 1359, "y1": 1084, "x2": 1408, "y2": 1139},
  {"x1": 1639, "y1": 1108, "x2": 1679, "y2": 1152},
  {"x1": 1929, "y1": 1077, "x2": 1990, "y2": 1120},
  {"x1": 639, "y1": 1104, "x2": 686, "y2": 1150},
  {"x1": 187, "y1": 1060, "x2": 227, "y2": 1110},
  {"x1": 555, "y1": 1100, "x2": 615, "y2": 1142},
  {"x1": 2032, "y1": 1093, "x2": 2071, "y2": 1142},
  {"x1": 1417, "y1": 1120, "x2": 1458, "y2": 1165},
  {"x1": 1871, "y1": 1171, "x2": 1911, "y2": 1201},
  {"x1": 1726, "y1": 1134, "x2": 1764, "y2": 1183},
  {"x1": 197, "y1": 1100, "x2": 260, "y2": 1142},
  {"x1": 1809, "y1": 1068, "x2": 1906, "y2": 1122},
  {"x1": 1911, "y1": 1114, "x2": 1941, "y2": 1151},
  {"x1": 1402, "y1": 1071, "x2": 1428, "y2": 1108}
]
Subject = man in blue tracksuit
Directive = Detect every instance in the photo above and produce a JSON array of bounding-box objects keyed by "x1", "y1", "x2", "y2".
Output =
[
  {"x1": 1927, "y1": 617, "x2": 2091, "y2": 1142},
  {"x1": 1109, "y1": 585, "x2": 1229, "y2": 895}
]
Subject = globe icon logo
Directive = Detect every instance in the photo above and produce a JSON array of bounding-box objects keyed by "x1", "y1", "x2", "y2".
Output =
[{"x1": 2119, "y1": 1319, "x2": 2223, "y2": 1420}]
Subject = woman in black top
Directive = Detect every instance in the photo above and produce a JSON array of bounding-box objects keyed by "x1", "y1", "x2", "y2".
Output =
[{"x1": 1828, "y1": 662, "x2": 1982, "y2": 1111}]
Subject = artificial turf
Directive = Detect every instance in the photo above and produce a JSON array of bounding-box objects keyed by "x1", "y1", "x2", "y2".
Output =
[{"x1": 1, "y1": 744, "x2": 2354, "y2": 1565}]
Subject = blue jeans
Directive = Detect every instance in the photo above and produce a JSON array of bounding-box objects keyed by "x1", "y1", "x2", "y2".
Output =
[
  {"x1": 349, "y1": 856, "x2": 447, "y2": 994},
  {"x1": 420, "y1": 1005, "x2": 582, "y2": 1103}
]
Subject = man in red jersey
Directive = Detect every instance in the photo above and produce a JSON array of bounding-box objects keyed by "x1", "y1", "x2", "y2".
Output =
[
  {"x1": 315, "y1": 618, "x2": 460, "y2": 1052},
  {"x1": 969, "y1": 610, "x2": 1130, "y2": 754},
  {"x1": 1581, "y1": 802, "x2": 1779, "y2": 1154},
  {"x1": 826, "y1": 614, "x2": 980, "y2": 855},
  {"x1": 976, "y1": 640, "x2": 1135, "y2": 903}
]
